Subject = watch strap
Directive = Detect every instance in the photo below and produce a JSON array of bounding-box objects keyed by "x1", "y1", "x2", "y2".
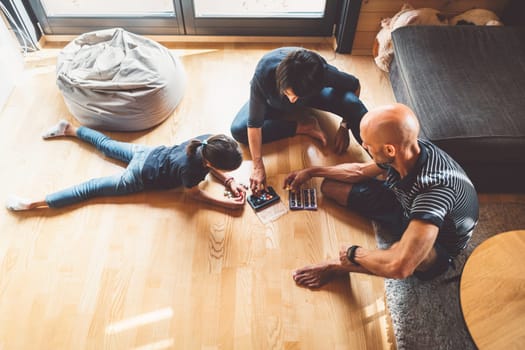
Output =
[{"x1": 346, "y1": 245, "x2": 361, "y2": 266}]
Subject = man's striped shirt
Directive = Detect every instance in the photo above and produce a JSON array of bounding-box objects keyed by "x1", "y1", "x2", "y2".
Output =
[{"x1": 384, "y1": 139, "x2": 479, "y2": 255}]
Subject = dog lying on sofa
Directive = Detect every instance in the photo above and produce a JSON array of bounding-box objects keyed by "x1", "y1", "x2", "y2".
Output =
[
  {"x1": 373, "y1": 3, "x2": 448, "y2": 72},
  {"x1": 450, "y1": 8, "x2": 503, "y2": 26},
  {"x1": 373, "y1": 4, "x2": 502, "y2": 72}
]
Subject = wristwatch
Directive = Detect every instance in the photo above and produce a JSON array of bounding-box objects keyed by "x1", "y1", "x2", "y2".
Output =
[
  {"x1": 340, "y1": 121, "x2": 348, "y2": 129},
  {"x1": 346, "y1": 245, "x2": 361, "y2": 266}
]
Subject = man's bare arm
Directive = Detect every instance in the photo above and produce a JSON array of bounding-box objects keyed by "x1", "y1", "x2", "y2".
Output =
[
  {"x1": 285, "y1": 161, "x2": 384, "y2": 190},
  {"x1": 343, "y1": 220, "x2": 439, "y2": 279},
  {"x1": 309, "y1": 161, "x2": 384, "y2": 182}
]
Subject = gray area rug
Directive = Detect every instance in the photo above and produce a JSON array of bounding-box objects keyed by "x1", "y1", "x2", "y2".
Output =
[{"x1": 375, "y1": 202, "x2": 525, "y2": 350}]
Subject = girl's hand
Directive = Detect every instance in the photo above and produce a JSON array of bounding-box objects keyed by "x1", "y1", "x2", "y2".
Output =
[
  {"x1": 228, "y1": 179, "x2": 247, "y2": 197},
  {"x1": 225, "y1": 191, "x2": 246, "y2": 209}
]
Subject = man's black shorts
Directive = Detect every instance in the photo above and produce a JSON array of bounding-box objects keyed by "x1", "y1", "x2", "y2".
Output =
[{"x1": 347, "y1": 178, "x2": 407, "y2": 237}]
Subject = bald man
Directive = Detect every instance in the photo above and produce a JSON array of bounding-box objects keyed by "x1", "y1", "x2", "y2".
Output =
[{"x1": 285, "y1": 103, "x2": 479, "y2": 288}]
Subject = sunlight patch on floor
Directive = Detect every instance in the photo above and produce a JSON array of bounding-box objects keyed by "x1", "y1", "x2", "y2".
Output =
[{"x1": 105, "y1": 307, "x2": 174, "y2": 334}]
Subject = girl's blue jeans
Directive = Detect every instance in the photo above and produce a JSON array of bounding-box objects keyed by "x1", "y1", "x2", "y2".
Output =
[{"x1": 45, "y1": 126, "x2": 152, "y2": 208}]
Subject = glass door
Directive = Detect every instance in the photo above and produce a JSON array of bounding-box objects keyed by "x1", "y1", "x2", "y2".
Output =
[
  {"x1": 183, "y1": 0, "x2": 337, "y2": 35},
  {"x1": 28, "y1": 0, "x2": 185, "y2": 35},
  {"x1": 28, "y1": 0, "x2": 337, "y2": 36}
]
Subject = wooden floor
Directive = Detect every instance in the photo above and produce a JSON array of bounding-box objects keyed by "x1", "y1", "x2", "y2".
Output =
[{"x1": 2, "y1": 41, "x2": 521, "y2": 350}]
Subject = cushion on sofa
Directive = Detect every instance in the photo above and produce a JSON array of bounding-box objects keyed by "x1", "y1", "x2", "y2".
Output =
[{"x1": 389, "y1": 26, "x2": 525, "y2": 192}]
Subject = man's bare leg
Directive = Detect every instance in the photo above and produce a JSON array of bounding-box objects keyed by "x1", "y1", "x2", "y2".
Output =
[
  {"x1": 296, "y1": 116, "x2": 327, "y2": 146},
  {"x1": 320, "y1": 178, "x2": 354, "y2": 206}
]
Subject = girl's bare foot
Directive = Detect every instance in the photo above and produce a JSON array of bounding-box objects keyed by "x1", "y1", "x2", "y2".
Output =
[
  {"x1": 41, "y1": 120, "x2": 71, "y2": 139},
  {"x1": 296, "y1": 117, "x2": 327, "y2": 146}
]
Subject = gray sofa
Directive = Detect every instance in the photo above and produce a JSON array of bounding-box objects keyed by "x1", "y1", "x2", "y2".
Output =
[{"x1": 389, "y1": 26, "x2": 525, "y2": 192}]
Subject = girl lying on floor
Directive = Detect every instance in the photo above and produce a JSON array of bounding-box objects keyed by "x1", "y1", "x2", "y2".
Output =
[{"x1": 6, "y1": 120, "x2": 246, "y2": 211}]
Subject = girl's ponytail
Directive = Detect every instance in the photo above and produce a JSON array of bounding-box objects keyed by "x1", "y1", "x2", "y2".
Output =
[{"x1": 186, "y1": 139, "x2": 205, "y2": 157}]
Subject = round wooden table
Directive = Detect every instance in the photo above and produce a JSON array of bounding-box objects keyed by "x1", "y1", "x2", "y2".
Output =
[{"x1": 460, "y1": 230, "x2": 525, "y2": 349}]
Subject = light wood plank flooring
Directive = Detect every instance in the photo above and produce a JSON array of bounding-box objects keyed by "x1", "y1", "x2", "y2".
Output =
[{"x1": 2, "y1": 41, "x2": 521, "y2": 350}]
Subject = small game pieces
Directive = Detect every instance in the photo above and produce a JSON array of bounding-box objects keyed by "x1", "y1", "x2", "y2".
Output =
[{"x1": 247, "y1": 186, "x2": 281, "y2": 211}]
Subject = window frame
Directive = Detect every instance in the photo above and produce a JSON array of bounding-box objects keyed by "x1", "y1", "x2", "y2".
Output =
[
  {"x1": 27, "y1": 0, "x2": 338, "y2": 36},
  {"x1": 181, "y1": 0, "x2": 338, "y2": 36},
  {"x1": 27, "y1": 0, "x2": 186, "y2": 35}
]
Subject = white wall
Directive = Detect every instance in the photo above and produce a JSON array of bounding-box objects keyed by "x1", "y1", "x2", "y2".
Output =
[{"x1": 0, "y1": 13, "x2": 24, "y2": 112}]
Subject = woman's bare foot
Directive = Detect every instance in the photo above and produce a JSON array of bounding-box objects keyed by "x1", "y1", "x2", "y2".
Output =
[
  {"x1": 41, "y1": 120, "x2": 73, "y2": 139},
  {"x1": 293, "y1": 261, "x2": 349, "y2": 289},
  {"x1": 296, "y1": 116, "x2": 327, "y2": 147}
]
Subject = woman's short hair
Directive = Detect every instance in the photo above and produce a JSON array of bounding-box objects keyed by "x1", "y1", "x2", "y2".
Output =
[{"x1": 275, "y1": 49, "x2": 325, "y2": 97}]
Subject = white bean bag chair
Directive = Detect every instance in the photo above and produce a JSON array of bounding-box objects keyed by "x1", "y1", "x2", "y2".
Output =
[{"x1": 56, "y1": 28, "x2": 186, "y2": 131}]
